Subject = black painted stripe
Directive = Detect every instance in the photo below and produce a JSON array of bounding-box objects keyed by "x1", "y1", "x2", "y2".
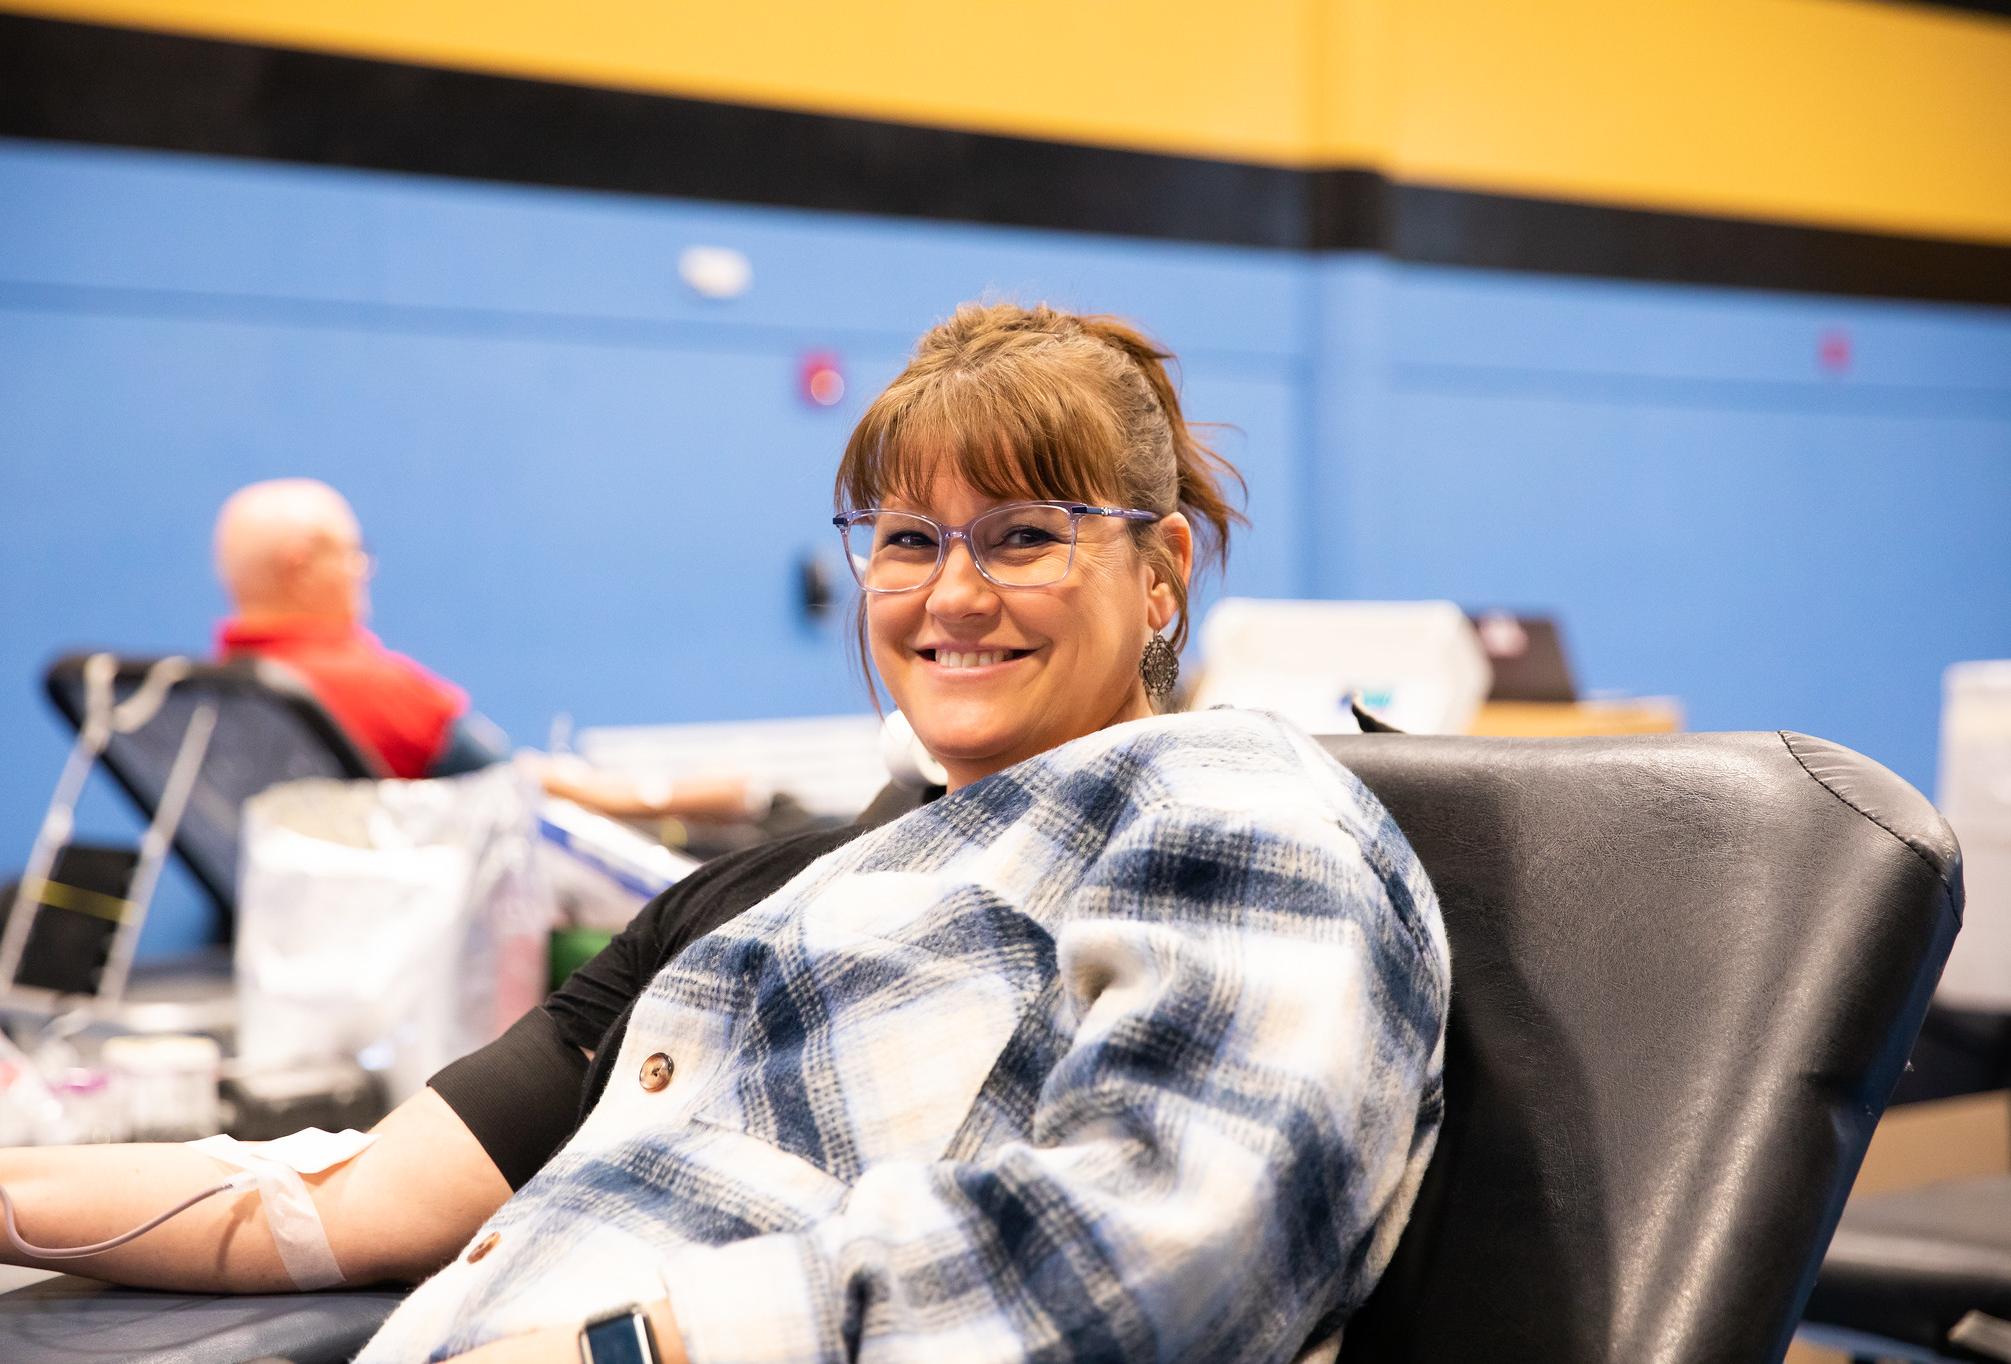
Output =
[
  {"x1": 1869, "y1": 0, "x2": 2011, "y2": 20},
  {"x1": 1380, "y1": 183, "x2": 2011, "y2": 308},
  {"x1": 2, "y1": 13, "x2": 2007, "y2": 307},
  {"x1": 0, "y1": 13, "x2": 1318, "y2": 249}
]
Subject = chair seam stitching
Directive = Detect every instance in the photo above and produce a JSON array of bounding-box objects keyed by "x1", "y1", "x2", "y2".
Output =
[{"x1": 1776, "y1": 730, "x2": 1954, "y2": 901}]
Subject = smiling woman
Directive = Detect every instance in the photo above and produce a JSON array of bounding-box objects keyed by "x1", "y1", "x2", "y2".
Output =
[
  {"x1": 0, "y1": 302, "x2": 1449, "y2": 1364},
  {"x1": 832, "y1": 302, "x2": 1241, "y2": 788}
]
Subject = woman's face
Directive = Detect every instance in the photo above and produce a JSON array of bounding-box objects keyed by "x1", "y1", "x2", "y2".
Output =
[{"x1": 867, "y1": 473, "x2": 1192, "y2": 790}]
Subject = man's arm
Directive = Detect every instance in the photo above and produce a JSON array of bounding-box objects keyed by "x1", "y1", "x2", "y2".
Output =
[
  {"x1": 0, "y1": 1086, "x2": 509, "y2": 1291},
  {"x1": 532, "y1": 754, "x2": 758, "y2": 824}
]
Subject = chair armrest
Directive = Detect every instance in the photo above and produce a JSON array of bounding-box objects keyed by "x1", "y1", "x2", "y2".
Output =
[{"x1": 0, "y1": 1271, "x2": 406, "y2": 1363}]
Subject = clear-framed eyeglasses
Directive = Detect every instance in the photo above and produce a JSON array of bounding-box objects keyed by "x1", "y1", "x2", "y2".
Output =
[{"x1": 832, "y1": 500, "x2": 1163, "y2": 593}]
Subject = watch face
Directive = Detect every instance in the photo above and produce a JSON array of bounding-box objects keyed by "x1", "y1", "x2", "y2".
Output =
[{"x1": 581, "y1": 1311, "x2": 656, "y2": 1364}]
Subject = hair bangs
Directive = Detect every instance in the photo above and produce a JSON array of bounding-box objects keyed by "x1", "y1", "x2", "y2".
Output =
[{"x1": 837, "y1": 361, "x2": 1125, "y2": 513}]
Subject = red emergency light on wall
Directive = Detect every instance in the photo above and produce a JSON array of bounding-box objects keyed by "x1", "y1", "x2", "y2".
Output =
[{"x1": 799, "y1": 352, "x2": 846, "y2": 407}]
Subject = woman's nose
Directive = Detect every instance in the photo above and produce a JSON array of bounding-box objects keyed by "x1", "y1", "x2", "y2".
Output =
[{"x1": 927, "y1": 537, "x2": 998, "y2": 616}]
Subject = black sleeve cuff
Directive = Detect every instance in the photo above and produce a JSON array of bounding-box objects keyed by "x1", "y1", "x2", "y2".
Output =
[{"x1": 429, "y1": 1006, "x2": 589, "y2": 1190}]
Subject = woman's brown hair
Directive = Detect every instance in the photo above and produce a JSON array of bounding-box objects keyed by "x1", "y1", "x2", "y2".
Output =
[{"x1": 835, "y1": 301, "x2": 1245, "y2": 699}]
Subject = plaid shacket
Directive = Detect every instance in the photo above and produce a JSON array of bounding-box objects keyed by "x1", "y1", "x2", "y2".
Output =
[{"x1": 360, "y1": 708, "x2": 1449, "y2": 1364}]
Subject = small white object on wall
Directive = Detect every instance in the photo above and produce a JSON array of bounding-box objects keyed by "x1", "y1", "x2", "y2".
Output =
[{"x1": 677, "y1": 245, "x2": 753, "y2": 300}]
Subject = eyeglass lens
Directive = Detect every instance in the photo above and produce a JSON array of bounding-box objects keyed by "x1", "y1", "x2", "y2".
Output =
[{"x1": 843, "y1": 505, "x2": 1078, "y2": 591}]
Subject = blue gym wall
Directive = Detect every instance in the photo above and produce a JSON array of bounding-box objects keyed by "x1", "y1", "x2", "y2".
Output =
[{"x1": 4, "y1": 136, "x2": 2011, "y2": 956}]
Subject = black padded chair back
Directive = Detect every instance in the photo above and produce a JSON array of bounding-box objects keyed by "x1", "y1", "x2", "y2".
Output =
[
  {"x1": 1323, "y1": 730, "x2": 1962, "y2": 1363},
  {"x1": 42, "y1": 653, "x2": 381, "y2": 931}
]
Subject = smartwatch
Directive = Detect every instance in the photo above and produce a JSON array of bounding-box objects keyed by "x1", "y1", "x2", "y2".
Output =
[{"x1": 578, "y1": 1304, "x2": 662, "y2": 1364}]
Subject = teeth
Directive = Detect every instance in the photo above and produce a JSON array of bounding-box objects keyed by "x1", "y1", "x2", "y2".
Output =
[{"x1": 937, "y1": 650, "x2": 1009, "y2": 669}]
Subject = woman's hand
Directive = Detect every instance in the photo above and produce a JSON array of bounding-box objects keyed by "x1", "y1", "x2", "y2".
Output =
[
  {"x1": 439, "y1": 1322, "x2": 575, "y2": 1364},
  {"x1": 442, "y1": 1300, "x2": 686, "y2": 1364}
]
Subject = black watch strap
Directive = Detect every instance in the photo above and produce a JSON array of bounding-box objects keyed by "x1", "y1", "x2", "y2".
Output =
[{"x1": 578, "y1": 1304, "x2": 662, "y2": 1364}]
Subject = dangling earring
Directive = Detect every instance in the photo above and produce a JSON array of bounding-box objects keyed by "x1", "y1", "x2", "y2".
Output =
[{"x1": 1139, "y1": 633, "x2": 1179, "y2": 701}]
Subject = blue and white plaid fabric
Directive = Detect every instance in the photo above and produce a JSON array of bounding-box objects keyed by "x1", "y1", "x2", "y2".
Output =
[{"x1": 361, "y1": 708, "x2": 1449, "y2": 1364}]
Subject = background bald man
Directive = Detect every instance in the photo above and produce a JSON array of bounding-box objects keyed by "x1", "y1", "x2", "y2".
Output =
[
  {"x1": 214, "y1": 478, "x2": 493, "y2": 779},
  {"x1": 213, "y1": 479, "x2": 756, "y2": 819}
]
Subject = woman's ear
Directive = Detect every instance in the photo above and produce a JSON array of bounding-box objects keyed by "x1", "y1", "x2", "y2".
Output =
[{"x1": 1146, "y1": 513, "x2": 1194, "y2": 633}]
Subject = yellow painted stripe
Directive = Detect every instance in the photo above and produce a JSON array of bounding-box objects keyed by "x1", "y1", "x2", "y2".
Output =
[
  {"x1": 1338, "y1": 0, "x2": 2011, "y2": 247},
  {"x1": 5, "y1": 0, "x2": 2010, "y2": 245}
]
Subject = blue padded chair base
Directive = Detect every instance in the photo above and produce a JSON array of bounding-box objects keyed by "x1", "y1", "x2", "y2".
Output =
[
  {"x1": 1803, "y1": 1175, "x2": 2011, "y2": 1363},
  {"x1": 0, "y1": 1273, "x2": 404, "y2": 1363}
]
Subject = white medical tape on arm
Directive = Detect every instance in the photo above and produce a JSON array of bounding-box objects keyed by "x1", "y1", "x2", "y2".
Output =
[{"x1": 188, "y1": 1128, "x2": 376, "y2": 1290}]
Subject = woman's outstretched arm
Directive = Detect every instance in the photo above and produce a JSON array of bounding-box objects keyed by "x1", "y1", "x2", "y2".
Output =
[{"x1": 0, "y1": 1085, "x2": 510, "y2": 1291}]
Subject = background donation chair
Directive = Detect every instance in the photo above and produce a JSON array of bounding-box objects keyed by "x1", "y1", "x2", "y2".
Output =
[
  {"x1": 1802, "y1": 1173, "x2": 2011, "y2": 1362},
  {"x1": 2, "y1": 652, "x2": 385, "y2": 1037},
  {"x1": 38, "y1": 652, "x2": 381, "y2": 942},
  {"x1": 0, "y1": 729, "x2": 1959, "y2": 1363}
]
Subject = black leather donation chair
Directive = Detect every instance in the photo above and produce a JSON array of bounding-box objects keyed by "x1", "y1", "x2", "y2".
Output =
[
  {"x1": 0, "y1": 729, "x2": 1959, "y2": 1362},
  {"x1": 40, "y1": 652, "x2": 381, "y2": 938},
  {"x1": 1325, "y1": 730, "x2": 1958, "y2": 1363}
]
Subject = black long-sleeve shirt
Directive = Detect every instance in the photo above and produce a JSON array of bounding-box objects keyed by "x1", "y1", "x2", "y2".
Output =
[{"x1": 429, "y1": 823, "x2": 868, "y2": 1188}]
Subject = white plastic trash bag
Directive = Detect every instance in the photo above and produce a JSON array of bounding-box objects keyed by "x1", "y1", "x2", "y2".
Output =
[{"x1": 236, "y1": 765, "x2": 555, "y2": 1101}]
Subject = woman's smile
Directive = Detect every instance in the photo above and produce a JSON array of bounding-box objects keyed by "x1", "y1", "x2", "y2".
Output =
[{"x1": 917, "y1": 645, "x2": 1039, "y2": 673}]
